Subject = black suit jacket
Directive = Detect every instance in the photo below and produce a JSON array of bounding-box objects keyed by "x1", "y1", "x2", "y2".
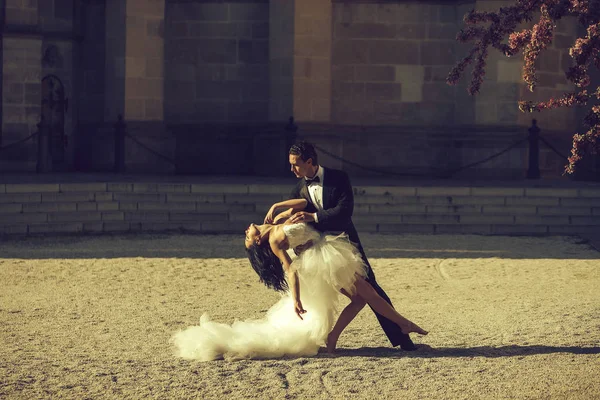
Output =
[{"x1": 290, "y1": 167, "x2": 362, "y2": 249}]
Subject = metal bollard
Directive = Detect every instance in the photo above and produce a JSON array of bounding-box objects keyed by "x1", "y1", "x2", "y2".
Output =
[
  {"x1": 527, "y1": 119, "x2": 540, "y2": 179},
  {"x1": 114, "y1": 114, "x2": 126, "y2": 173}
]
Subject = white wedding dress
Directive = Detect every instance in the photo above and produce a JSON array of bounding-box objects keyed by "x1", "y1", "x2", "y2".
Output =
[{"x1": 171, "y1": 223, "x2": 367, "y2": 361}]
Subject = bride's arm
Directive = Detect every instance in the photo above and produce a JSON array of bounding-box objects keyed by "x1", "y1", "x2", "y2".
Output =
[
  {"x1": 264, "y1": 199, "x2": 308, "y2": 224},
  {"x1": 269, "y1": 231, "x2": 306, "y2": 320}
]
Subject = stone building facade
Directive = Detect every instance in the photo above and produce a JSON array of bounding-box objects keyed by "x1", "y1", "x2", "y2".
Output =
[{"x1": 0, "y1": 0, "x2": 583, "y2": 178}]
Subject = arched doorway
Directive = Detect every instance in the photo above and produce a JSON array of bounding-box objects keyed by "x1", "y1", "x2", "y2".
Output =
[{"x1": 41, "y1": 74, "x2": 68, "y2": 169}]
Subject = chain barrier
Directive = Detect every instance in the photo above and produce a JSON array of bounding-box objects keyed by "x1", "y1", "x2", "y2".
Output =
[
  {"x1": 314, "y1": 137, "x2": 529, "y2": 179},
  {"x1": 124, "y1": 131, "x2": 177, "y2": 166},
  {"x1": 0, "y1": 131, "x2": 39, "y2": 153},
  {"x1": 538, "y1": 135, "x2": 598, "y2": 176}
]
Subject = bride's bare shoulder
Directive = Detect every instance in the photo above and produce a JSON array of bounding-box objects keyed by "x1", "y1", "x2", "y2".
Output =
[{"x1": 269, "y1": 225, "x2": 289, "y2": 250}]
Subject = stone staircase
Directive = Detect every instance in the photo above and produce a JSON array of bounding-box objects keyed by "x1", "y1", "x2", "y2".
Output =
[{"x1": 1, "y1": 181, "x2": 599, "y2": 236}]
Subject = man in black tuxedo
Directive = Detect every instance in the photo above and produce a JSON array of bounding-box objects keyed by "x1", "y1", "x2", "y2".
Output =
[{"x1": 283, "y1": 141, "x2": 418, "y2": 351}]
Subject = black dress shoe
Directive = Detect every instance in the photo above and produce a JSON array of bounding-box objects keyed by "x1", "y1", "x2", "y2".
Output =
[{"x1": 400, "y1": 342, "x2": 418, "y2": 351}]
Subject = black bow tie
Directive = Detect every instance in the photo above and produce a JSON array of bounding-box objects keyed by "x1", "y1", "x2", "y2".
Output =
[{"x1": 306, "y1": 176, "x2": 320, "y2": 184}]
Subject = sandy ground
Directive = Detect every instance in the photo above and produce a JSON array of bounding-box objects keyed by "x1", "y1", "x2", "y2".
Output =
[{"x1": 0, "y1": 233, "x2": 599, "y2": 399}]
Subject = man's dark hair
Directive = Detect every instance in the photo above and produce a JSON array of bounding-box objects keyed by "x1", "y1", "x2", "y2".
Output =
[
  {"x1": 246, "y1": 243, "x2": 288, "y2": 292},
  {"x1": 289, "y1": 141, "x2": 318, "y2": 165}
]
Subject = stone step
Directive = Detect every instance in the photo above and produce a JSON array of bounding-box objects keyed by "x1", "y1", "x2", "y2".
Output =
[{"x1": 1, "y1": 182, "x2": 599, "y2": 236}]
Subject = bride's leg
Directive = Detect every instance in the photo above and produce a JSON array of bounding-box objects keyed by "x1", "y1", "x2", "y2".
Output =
[
  {"x1": 326, "y1": 289, "x2": 366, "y2": 354},
  {"x1": 354, "y1": 277, "x2": 428, "y2": 336}
]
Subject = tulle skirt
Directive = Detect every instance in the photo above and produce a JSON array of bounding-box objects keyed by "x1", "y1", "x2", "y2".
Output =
[{"x1": 171, "y1": 233, "x2": 367, "y2": 361}]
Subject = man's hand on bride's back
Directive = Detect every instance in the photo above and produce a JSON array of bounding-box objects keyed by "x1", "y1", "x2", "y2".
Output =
[{"x1": 294, "y1": 300, "x2": 307, "y2": 320}]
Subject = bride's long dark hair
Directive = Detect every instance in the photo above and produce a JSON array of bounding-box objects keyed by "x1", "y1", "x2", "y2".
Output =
[{"x1": 246, "y1": 243, "x2": 288, "y2": 292}]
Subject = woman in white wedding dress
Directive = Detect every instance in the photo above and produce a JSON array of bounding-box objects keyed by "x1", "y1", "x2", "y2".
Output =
[{"x1": 171, "y1": 199, "x2": 427, "y2": 361}]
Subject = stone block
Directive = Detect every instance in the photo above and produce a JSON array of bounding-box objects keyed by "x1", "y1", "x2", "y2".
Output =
[
  {"x1": 365, "y1": 83, "x2": 402, "y2": 101},
  {"x1": 461, "y1": 215, "x2": 514, "y2": 224},
  {"x1": 369, "y1": 204, "x2": 426, "y2": 213},
  {"x1": 421, "y1": 41, "x2": 456, "y2": 65},
  {"x1": 113, "y1": 193, "x2": 165, "y2": 202},
  {"x1": 332, "y1": 40, "x2": 369, "y2": 64},
  {"x1": 525, "y1": 188, "x2": 578, "y2": 198},
  {"x1": 138, "y1": 202, "x2": 196, "y2": 211},
  {"x1": 482, "y1": 205, "x2": 536, "y2": 215},
  {"x1": 225, "y1": 194, "x2": 282, "y2": 204},
  {"x1": 403, "y1": 214, "x2": 460, "y2": 224},
  {"x1": 0, "y1": 224, "x2": 28, "y2": 234},
  {"x1": 103, "y1": 222, "x2": 131, "y2": 232},
  {"x1": 97, "y1": 202, "x2": 119, "y2": 211},
  {"x1": 5, "y1": 184, "x2": 59, "y2": 193},
  {"x1": 427, "y1": 205, "x2": 481, "y2": 214},
  {"x1": 549, "y1": 225, "x2": 600, "y2": 234},
  {"x1": 369, "y1": 40, "x2": 420, "y2": 65},
  {"x1": 229, "y1": 3, "x2": 268, "y2": 21},
  {"x1": 332, "y1": 65, "x2": 354, "y2": 82},
  {"x1": 167, "y1": 193, "x2": 224, "y2": 203},
  {"x1": 95, "y1": 193, "x2": 114, "y2": 202},
  {"x1": 436, "y1": 224, "x2": 492, "y2": 234},
  {"x1": 192, "y1": 184, "x2": 248, "y2": 194},
  {"x1": 146, "y1": 18, "x2": 164, "y2": 38},
  {"x1": 506, "y1": 196, "x2": 559, "y2": 206},
  {"x1": 335, "y1": 23, "x2": 395, "y2": 39},
  {"x1": 515, "y1": 215, "x2": 569, "y2": 225},
  {"x1": 83, "y1": 222, "x2": 104, "y2": 233},
  {"x1": 60, "y1": 183, "x2": 108, "y2": 192},
  {"x1": 422, "y1": 83, "x2": 454, "y2": 102},
  {"x1": 237, "y1": 39, "x2": 269, "y2": 64},
  {"x1": 580, "y1": 189, "x2": 600, "y2": 198},
  {"x1": 538, "y1": 206, "x2": 591, "y2": 216},
  {"x1": 1, "y1": 213, "x2": 47, "y2": 223},
  {"x1": 252, "y1": 22, "x2": 269, "y2": 39},
  {"x1": 427, "y1": 23, "x2": 457, "y2": 40},
  {"x1": 196, "y1": 203, "x2": 254, "y2": 213},
  {"x1": 5, "y1": 83, "x2": 24, "y2": 104},
  {"x1": 332, "y1": 81, "x2": 364, "y2": 100},
  {"x1": 378, "y1": 223, "x2": 435, "y2": 234},
  {"x1": 189, "y1": 21, "x2": 251, "y2": 38},
  {"x1": 48, "y1": 212, "x2": 102, "y2": 222},
  {"x1": 102, "y1": 212, "x2": 125, "y2": 221},
  {"x1": 0, "y1": 204, "x2": 22, "y2": 213},
  {"x1": 197, "y1": 39, "x2": 237, "y2": 64},
  {"x1": 570, "y1": 216, "x2": 600, "y2": 225},
  {"x1": 42, "y1": 193, "x2": 94, "y2": 202},
  {"x1": 497, "y1": 60, "x2": 523, "y2": 83},
  {"x1": 396, "y1": 24, "x2": 427, "y2": 40},
  {"x1": 22, "y1": 203, "x2": 76, "y2": 213},
  {"x1": 28, "y1": 223, "x2": 84, "y2": 234},
  {"x1": 77, "y1": 202, "x2": 98, "y2": 211},
  {"x1": 354, "y1": 65, "x2": 394, "y2": 82},
  {"x1": 108, "y1": 183, "x2": 134, "y2": 192},
  {"x1": 491, "y1": 225, "x2": 548, "y2": 234},
  {"x1": 471, "y1": 187, "x2": 524, "y2": 197},
  {"x1": 119, "y1": 202, "x2": 138, "y2": 211},
  {"x1": 125, "y1": 211, "x2": 169, "y2": 222},
  {"x1": 355, "y1": 186, "x2": 416, "y2": 196},
  {"x1": 416, "y1": 187, "x2": 471, "y2": 196}
]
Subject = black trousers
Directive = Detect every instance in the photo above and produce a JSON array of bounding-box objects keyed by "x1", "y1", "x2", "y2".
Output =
[{"x1": 357, "y1": 244, "x2": 415, "y2": 349}]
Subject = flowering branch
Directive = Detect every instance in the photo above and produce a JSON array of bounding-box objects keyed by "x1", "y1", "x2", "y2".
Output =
[{"x1": 448, "y1": 0, "x2": 600, "y2": 174}]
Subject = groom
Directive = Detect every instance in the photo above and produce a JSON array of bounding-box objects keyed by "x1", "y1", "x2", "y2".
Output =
[{"x1": 282, "y1": 141, "x2": 417, "y2": 351}]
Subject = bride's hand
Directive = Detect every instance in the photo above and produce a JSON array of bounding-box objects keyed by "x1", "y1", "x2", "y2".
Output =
[
  {"x1": 294, "y1": 300, "x2": 307, "y2": 320},
  {"x1": 264, "y1": 206, "x2": 276, "y2": 224}
]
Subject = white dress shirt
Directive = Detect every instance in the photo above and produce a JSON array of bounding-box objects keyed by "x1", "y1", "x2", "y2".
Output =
[{"x1": 306, "y1": 166, "x2": 325, "y2": 222}]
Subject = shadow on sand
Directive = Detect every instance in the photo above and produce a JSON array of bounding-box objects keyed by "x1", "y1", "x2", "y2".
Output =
[{"x1": 326, "y1": 345, "x2": 600, "y2": 359}]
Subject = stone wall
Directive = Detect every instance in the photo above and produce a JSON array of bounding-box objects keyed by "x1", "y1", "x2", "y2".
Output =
[
  {"x1": 1, "y1": 0, "x2": 42, "y2": 171},
  {"x1": 164, "y1": 1, "x2": 270, "y2": 123},
  {"x1": 331, "y1": 2, "x2": 461, "y2": 126}
]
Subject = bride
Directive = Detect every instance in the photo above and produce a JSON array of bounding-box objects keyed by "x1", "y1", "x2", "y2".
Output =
[{"x1": 171, "y1": 199, "x2": 427, "y2": 361}]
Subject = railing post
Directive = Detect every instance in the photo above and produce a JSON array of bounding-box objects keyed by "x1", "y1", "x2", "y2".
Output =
[
  {"x1": 527, "y1": 119, "x2": 540, "y2": 179},
  {"x1": 283, "y1": 116, "x2": 298, "y2": 175},
  {"x1": 36, "y1": 116, "x2": 52, "y2": 173},
  {"x1": 114, "y1": 114, "x2": 126, "y2": 173}
]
